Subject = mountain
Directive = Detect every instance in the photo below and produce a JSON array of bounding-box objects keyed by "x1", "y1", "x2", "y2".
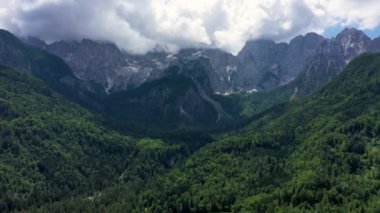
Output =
[
  {"x1": 25, "y1": 32, "x2": 325, "y2": 94},
  {"x1": 234, "y1": 33, "x2": 325, "y2": 91},
  {"x1": 175, "y1": 48, "x2": 238, "y2": 93},
  {"x1": 46, "y1": 40, "x2": 172, "y2": 93},
  {"x1": 1, "y1": 26, "x2": 380, "y2": 212},
  {"x1": 0, "y1": 64, "x2": 191, "y2": 212},
  {"x1": 11, "y1": 28, "x2": 380, "y2": 131},
  {"x1": 103, "y1": 56, "x2": 233, "y2": 130},
  {"x1": 27, "y1": 38, "x2": 173, "y2": 93},
  {"x1": 0, "y1": 30, "x2": 103, "y2": 107},
  {"x1": 226, "y1": 28, "x2": 380, "y2": 119},
  {"x1": 3, "y1": 30, "x2": 238, "y2": 130},
  {"x1": 0, "y1": 64, "x2": 133, "y2": 211},
  {"x1": 0, "y1": 30, "x2": 78, "y2": 90},
  {"x1": 335, "y1": 28, "x2": 373, "y2": 61},
  {"x1": 126, "y1": 53, "x2": 380, "y2": 212},
  {"x1": 23, "y1": 28, "x2": 379, "y2": 99},
  {"x1": 18, "y1": 28, "x2": 380, "y2": 130},
  {"x1": 290, "y1": 28, "x2": 380, "y2": 98},
  {"x1": 29, "y1": 52, "x2": 380, "y2": 213}
]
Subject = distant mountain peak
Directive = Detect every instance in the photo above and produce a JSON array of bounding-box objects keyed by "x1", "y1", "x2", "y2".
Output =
[
  {"x1": 334, "y1": 27, "x2": 372, "y2": 61},
  {"x1": 335, "y1": 27, "x2": 371, "y2": 41}
]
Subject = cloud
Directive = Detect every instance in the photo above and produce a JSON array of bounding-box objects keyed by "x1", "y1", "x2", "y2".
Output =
[{"x1": 0, "y1": 0, "x2": 380, "y2": 54}]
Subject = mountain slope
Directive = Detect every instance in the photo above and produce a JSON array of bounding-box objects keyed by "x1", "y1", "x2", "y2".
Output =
[
  {"x1": 104, "y1": 57, "x2": 233, "y2": 130},
  {"x1": 0, "y1": 29, "x2": 105, "y2": 108},
  {"x1": 0, "y1": 64, "x2": 189, "y2": 212},
  {"x1": 2, "y1": 30, "x2": 239, "y2": 131},
  {"x1": 223, "y1": 29, "x2": 380, "y2": 120},
  {"x1": 129, "y1": 53, "x2": 380, "y2": 212}
]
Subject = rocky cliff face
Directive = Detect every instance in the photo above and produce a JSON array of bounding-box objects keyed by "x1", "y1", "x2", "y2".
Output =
[
  {"x1": 104, "y1": 57, "x2": 232, "y2": 129},
  {"x1": 0, "y1": 30, "x2": 81, "y2": 93},
  {"x1": 292, "y1": 28, "x2": 380, "y2": 97},
  {"x1": 6, "y1": 28, "x2": 380, "y2": 130},
  {"x1": 175, "y1": 48, "x2": 238, "y2": 94},
  {"x1": 22, "y1": 28, "x2": 380, "y2": 97},
  {"x1": 335, "y1": 28, "x2": 373, "y2": 61},
  {"x1": 24, "y1": 32, "x2": 325, "y2": 94},
  {"x1": 0, "y1": 30, "x2": 105, "y2": 107},
  {"x1": 37, "y1": 40, "x2": 174, "y2": 94},
  {"x1": 234, "y1": 33, "x2": 325, "y2": 91}
]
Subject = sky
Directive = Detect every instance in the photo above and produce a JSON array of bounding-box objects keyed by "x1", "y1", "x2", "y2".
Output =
[{"x1": 1, "y1": 0, "x2": 380, "y2": 55}]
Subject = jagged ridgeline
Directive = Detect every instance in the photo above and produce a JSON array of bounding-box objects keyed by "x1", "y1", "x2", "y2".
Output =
[
  {"x1": 0, "y1": 29, "x2": 239, "y2": 130},
  {"x1": 20, "y1": 28, "x2": 380, "y2": 131}
]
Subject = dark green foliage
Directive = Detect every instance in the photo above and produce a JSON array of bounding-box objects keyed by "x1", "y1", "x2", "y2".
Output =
[
  {"x1": 0, "y1": 29, "x2": 104, "y2": 110},
  {"x1": 2, "y1": 36, "x2": 380, "y2": 212},
  {"x1": 214, "y1": 83, "x2": 295, "y2": 118},
  {"x1": 34, "y1": 54, "x2": 380, "y2": 212},
  {"x1": 0, "y1": 65, "x2": 188, "y2": 212},
  {"x1": 105, "y1": 72, "x2": 218, "y2": 129},
  {"x1": 121, "y1": 53, "x2": 380, "y2": 212}
]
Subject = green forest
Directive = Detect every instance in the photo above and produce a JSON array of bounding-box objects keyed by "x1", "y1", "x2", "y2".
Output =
[
  {"x1": 29, "y1": 54, "x2": 380, "y2": 212},
  {"x1": 0, "y1": 37, "x2": 380, "y2": 212},
  {"x1": 0, "y1": 65, "x2": 191, "y2": 212}
]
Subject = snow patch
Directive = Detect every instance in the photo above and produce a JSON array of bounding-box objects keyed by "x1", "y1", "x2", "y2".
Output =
[
  {"x1": 192, "y1": 51, "x2": 203, "y2": 57},
  {"x1": 166, "y1": 53, "x2": 177, "y2": 60},
  {"x1": 247, "y1": 88, "x2": 258, "y2": 93}
]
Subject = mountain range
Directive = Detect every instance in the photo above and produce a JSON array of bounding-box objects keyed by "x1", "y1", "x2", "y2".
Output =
[
  {"x1": 9, "y1": 28, "x2": 377, "y2": 129},
  {"x1": 0, "y1": 27, "x2": 379, "y2": 212},
  {"x1": 24, "y1": 28, "x2": 380, "y2": 95}
]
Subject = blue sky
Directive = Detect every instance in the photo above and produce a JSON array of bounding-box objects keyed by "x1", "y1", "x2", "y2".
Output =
[{"x1": 323, "y1": 25, "x2": 380, "y2": 39}]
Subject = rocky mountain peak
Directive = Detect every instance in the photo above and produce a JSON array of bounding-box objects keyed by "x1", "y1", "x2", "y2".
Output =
[
  {"x1": 336, "y1": 28, "x2": 370, "y2": 40},
  {"x1": 334, "y1": 28, "x2": 372, "y2": 61}
]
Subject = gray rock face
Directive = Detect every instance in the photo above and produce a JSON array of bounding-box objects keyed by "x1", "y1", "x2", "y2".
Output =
[
  {"x1": 236, "y1": 40, "x2": 288, "y2": 91},
  {"x1": 175, "y1": 48, "x2": 238, "y2": 93},
  {"x1": 24, "y1": 32, "x2": 326, "y2": 94},
  {"x1": 291, "y1": 28, "x2": 380, "y2": 98},
  {"x1": 104, "y1": 57, "x2": 232, "y2": 128},
  {"x1": 234, "y1": 33, "x2": 325, "y2": 91},
  {"x1": 0, "y1": 30, "x2": 104, "y2": 107},
  {"x1": 44, "y1": 40, "x2": 175, "y2": 93},
  {"x1": 335, "y1": 28, "x2": 372, "y2": 61},
  {"x1": 22, "y1": 27, "x2": 380, "y2": 96},
  {"x1": 47, "y1": 40, "x2": 125, "y2": 86},
  {"x1": 158, "y1": 33, "x2": 325, "y2": 93},
  {"x1": 282, "y1": 33, "x2": 326, "y2": 82}
]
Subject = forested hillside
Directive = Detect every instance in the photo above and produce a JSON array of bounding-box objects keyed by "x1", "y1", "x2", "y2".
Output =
[
  {"x1": 133, "y1": 53, "x2": 380, "y2": 212},
  {"x1": 2, "y1": 0, "x2": 380, "y2": 211},
  {"x1": 38, "y1": 53, "x2": 380, "y2": 212},
  {"x1": 0, "y1": 65, "x2": 188, "y2": 212},
  {"x1": 1, "y1": 33, "x2": 380, "y2": 212}
]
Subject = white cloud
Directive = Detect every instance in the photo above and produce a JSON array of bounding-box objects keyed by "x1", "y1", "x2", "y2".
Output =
[{"x1": 0, "y1": 0, "x2": 379, "y2": 54}]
